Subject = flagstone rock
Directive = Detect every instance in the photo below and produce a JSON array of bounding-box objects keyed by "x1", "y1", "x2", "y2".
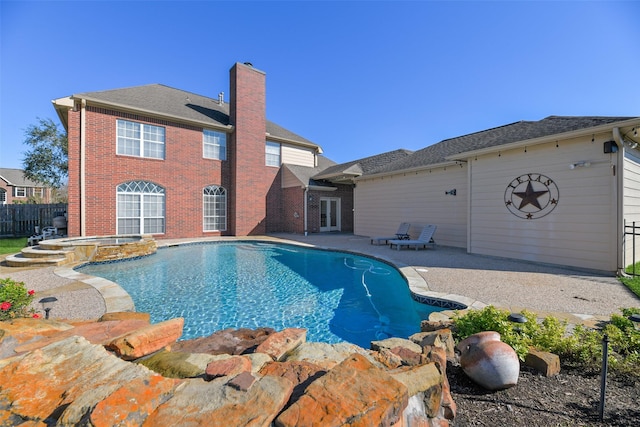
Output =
[
  {"x1": 259, "y1": 360, "x2": 327, "y2": 404},
  {"x1": 255, "y1": 327, "x2": 306, "y2": 361},
  {"x1": 371, "y1": 337, "x2": 423, "y2": 355},
  {"x1": 107, "y1": 317, "x2": 184, "y2": 360},
  {"x1": 0, "y1": 318, "x2": 73, "y2": 359},
  {"x1": 138, "y1": 350, "x2": 223, "y2": 378},
  {"x1": 99, "y1": 311, "x2": 151, "y2": 323},
  {"x1": 171, "y1": 327, "x2": 275, "y2": 355},
  {"x1": 287, "y1": 341, "x2": 378, "y2": 369},
  {"x1": 390, "y1": 363, "x2": 442, "y2": 418},
  {"x1": 390, "y1": 345, "x2": 423, "y2": 366},
  {"x1": 143, "y1": 375, "x2": 294, "y2": 427},
  {"x1": 90, "y1": 374, "x2": 181, "y2": 427},
  {"x1": 525, "y1": 348, "x2": 561, "y2": 377},
  {"x1": 275, "y1": 353, "x2": 408, "y2": 427},
  {"x1": 372, "y1": 346, "x2": 404, "y2": 369},
  {"x1": 205, "y1": 355, "x2": 252, "y2": 380},
  {"x1": 410, "y1": 329, "x2": 456, "y2": 360},
  {"x1": 14, "y1": 319, "x2": 150, "y2": 353}
]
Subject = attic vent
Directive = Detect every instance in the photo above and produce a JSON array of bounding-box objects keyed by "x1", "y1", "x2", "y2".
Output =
[{"x1": 218, "y1": 92, "x2": 224, "y2": 105}]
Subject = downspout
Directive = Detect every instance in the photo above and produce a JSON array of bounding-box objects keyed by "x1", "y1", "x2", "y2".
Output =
[
  {"x1": 80, "y1": 99, "x2": 86, "y2": 237},
  {"x1": 304, "y1": 186, "x2": 309, "y2": 236},
  {"x1": 613, "y1": 127, "x2": 625, "y2": 276}
]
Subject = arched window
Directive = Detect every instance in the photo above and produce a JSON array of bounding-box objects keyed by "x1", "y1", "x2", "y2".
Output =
[
  {"x1": 203, "y1": 185, "x2": 226, "y2": 231},
  {"x1": 117, "y1": 181, "x2": 165, "y2": 234}
]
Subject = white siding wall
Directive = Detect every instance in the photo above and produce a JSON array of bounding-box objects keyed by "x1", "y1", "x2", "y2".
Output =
[
  {"x1": 281, "y1": 144, "x2": 315, "y2": 167},
  {"x1": 355, "y1": 165, "x2": 467, "y2": 248},
  {"x1": 623, "y1": 151, "x2": 640, "y2": 268},
  {"x1": 470, "y1": 135, "x2": 618, "y2": 271}
]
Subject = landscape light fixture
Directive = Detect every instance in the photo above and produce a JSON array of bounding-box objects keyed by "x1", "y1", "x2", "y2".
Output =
[
  {"x1": 39, "y1": 296, "x2": 58, "y2": 319},
  {"x1": 629, "y1": 313, "x2": 640, "y2": 331},
  {"x1": 508, "y1": 313, "x2": 527, "y2": 323}
]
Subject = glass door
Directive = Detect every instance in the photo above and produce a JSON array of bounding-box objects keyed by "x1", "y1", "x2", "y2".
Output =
[{"x1": 320, "y1": 197, "x2": 341, "y2": 232}]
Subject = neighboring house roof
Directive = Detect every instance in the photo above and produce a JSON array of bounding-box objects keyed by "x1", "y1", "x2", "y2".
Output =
[
  {"x1": 368, "y1": 116, "x2": 638, "y2": 176},
  {"x1": 53, "y1": 84, "x2": 320, "y2": 151},
  {"x1": 313, "y1": 149, "x2": 414, "y2": 183},
  {"x1": 283, "y1": 156, "x2": 338, "y2": 188},
  {"x1": 0, "y1": 168, "x2": 45, "y2": 187}
]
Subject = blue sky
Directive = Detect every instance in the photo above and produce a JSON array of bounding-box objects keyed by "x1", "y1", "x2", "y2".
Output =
[{"x1": 1, "y1": 1, "x2": 639, "y2": 170}]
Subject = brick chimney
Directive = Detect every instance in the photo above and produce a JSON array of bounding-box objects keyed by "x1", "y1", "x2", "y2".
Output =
[{"x1": 228, "y1": 62, "x2": 274, "y2": 235}]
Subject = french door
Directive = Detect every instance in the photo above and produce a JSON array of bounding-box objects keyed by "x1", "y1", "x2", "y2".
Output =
[{"x1": 319, "y1": 197, "x2": 341, "y2": 232}]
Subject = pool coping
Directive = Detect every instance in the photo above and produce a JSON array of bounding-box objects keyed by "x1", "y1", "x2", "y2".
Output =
[{"x1": 55, "y1": 236, "x2": 485, "y2": 316}]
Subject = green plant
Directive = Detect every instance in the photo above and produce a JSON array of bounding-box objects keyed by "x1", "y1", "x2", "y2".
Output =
[
  {"x1": 452, "y1": 305, "x2": 640, "y2": 379},
  {"x1": 0, "y1": 278, "x2": 38, "y2": 320}
]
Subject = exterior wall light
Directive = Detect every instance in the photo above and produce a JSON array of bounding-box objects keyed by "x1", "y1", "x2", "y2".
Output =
[
  {"x1": 445, "y1": 189, "x2": 457, "y2": 196},
  {"x1": 570, "y1": 161, "x2": 591, "y2": 169}
]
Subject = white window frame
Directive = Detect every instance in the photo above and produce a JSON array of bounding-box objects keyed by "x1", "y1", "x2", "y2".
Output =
[
  {"x1": 116, "y1": 181, "x2": 165, "y2": 234},
  {"x1": 33, "y1": 188, "x2": 44, "y2": 198},
  {"x1": 203, "y1": 185, "x2": 227, "y2": 231},
  {"x1": 266, "y1": 141, "x2": 281, "y2": 167},
  {"x1": 116, "y1": 119, "x2": 165, "y2": 159},
  {"x1": 15, "y1": 187, "x2": 26, "y2": 198},
  {"x1": 203, "y1": 129, "x2": 227, "y2": 160}
]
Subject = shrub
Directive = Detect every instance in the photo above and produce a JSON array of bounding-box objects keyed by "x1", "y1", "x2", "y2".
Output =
[
  {"x1": 0, "y1": 278, "x2": 37, "y2": 321},
  {"x1": 451, "y1": 305, "x2": 640, "y2": 379}
]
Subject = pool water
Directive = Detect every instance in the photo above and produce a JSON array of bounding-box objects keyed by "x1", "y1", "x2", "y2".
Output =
[{"x1": 78, "y1": 241, "x2": 441, "y2": 348}]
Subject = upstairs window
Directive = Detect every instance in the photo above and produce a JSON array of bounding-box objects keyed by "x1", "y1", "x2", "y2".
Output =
[
  {"x1": 203, "y1": 185, "x2": 227, "y2": 231},
  {"x1": 266, "y1": 141, "x2": 281, "y2": 167},
  {"x1": 203, "y1": 130, "x2": 226, "y2": 160},
  {"x1": 117, "y1": 181, "x2": 165, "y2": 235},
  {"x1": 117, "y1": 119, "x2": 165, "y2": 159}
]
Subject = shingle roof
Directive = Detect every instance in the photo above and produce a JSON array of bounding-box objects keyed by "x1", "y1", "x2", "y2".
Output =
[
  {"x1": 71, "y1": 84, "x2": 318, "y2": 148},
  {"x1": 313, "y1": 149, "x2": 414, "y2": 180},
  {"x1": 369, "y1": 116, "x2": 637, "y2": 175},
  {"x1": 0, "y1": 168, "x2": 45, "y2": 187},
  {"x1": 284, "y1": 156, "x2": 338, "y2": 187}
]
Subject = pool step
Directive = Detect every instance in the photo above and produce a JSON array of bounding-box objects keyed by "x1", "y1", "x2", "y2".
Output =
[{"x1": 5, "y1": 246, "x2": 76, "y2": 268}]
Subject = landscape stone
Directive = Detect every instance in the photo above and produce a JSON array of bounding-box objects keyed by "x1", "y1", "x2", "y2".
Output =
[
  {"x1": 275, "y1": 353, "x2": 408, "y2": 427},
  {"x1": 371, "y1": 337, "x2": 423, "y2": 355},
  {"x1": 107, "y1": 317, "x2": 184, "y2": 360},
  {"x1": 390, "y1": 345, "x2": 423, "y2": 366},
  {"x1": 227, "y1": 371, "x2": 256, "y2": 391},
  {"x1": 90, "y1": 374, "x2": 181, "y2": 427},
  {"x1": 525, "y1": 348, "x2": 561, "y2": 377},
  {"x1": 372, "y1": 347, "x2": 404, "y2": 369},
  {"x1": 143, "y1": 375, "x2": 294, "y2": 426},
  {"x1": 390, "y1": 363, "x2": 442, "y2": 418},
  {"x1": 138, "y1": 350, "x2": 222, "y2": 378},
  {"x1": 259, "y1": 360, "x2": 327, "y2": 404},
  {"x1": 255, "y1": 327, "x2": 306, "y2": 361},
  {"x1": 171, "y1": 327, "x2": 275, "y2": 355},
  {"x1": 420, "y1": 319, "x2": 454, "y2": 332},
  {"x1": 14, "y1": 319, "x2": 150, "y2": 353},
  {"x1": 285, "y1": 341, "x2": 376, "y2": 369},
  {"x1": 410, "y1": 329, "x2": 456, "y2": 360},
  {"x1": 99, "y1": 311, "x2": 151, "y2": 322},
  {"x1": 205, "y1": 355, "x2": 252, "y2": 380}
]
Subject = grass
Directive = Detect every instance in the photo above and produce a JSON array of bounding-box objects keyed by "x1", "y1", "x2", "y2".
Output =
[
  {"x1": 621, "y1": 262, "x2": 640, "y2": 298},
  {"x1": 0, "y1": 237, "x2": 27, "y2": 255}
]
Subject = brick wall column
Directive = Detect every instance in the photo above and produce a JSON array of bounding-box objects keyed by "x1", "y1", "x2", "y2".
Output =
[{"x1": 229, "y1": 62, "x2": 273, "y2": 236}]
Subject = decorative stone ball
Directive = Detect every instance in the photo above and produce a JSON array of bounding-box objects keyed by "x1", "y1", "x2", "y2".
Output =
[{"x1": 457, "y1": 331, "x2": 520, "y2": 391}]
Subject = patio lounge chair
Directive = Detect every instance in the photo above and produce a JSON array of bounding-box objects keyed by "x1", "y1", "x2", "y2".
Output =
[
  {"x1": 370, "y1": 222, "x2": 411, "y2": 245},
  {"x1": 388, "y1": 224, "x2": 437, "y2": 250}
]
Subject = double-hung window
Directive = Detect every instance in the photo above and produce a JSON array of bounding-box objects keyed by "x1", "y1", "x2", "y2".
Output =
[
  {"x1": 117, "y1": 119, "x2": 165, "y2": 159},
  {"x1": 203, "y1": 185, "x2": 227, "y2": 231},
  {"x1": 203, "y1": 130, "x2": 226, "y2": 160},
  {"x1": 15, "y1": 187, "x2": 26, "y2": 198},
  {"x1": 117, "y1": 181, "x2": 165, "y2": 234},
  {"x1": 266, "y1": 141, "x2": 281, "y2": 167}
]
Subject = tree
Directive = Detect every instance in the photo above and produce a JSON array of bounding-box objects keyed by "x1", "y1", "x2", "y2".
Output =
[{"x1": 22, "y1": 117, "x2": 68, "y2": 188}]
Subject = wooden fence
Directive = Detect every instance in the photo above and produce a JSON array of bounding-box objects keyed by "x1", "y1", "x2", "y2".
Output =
[{"x1": 0, "y1": 204, "x2": 68, "y2": 238}]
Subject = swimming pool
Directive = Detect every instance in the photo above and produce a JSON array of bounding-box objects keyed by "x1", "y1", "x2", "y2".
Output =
[{"x1": 77, "y1": 241, "x2": 442, "y2": 348}]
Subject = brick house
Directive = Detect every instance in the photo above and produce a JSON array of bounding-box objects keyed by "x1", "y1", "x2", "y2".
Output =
[
  {"x1": 52, "y1": 62, "x2": 352, "y2": 238},
  {"x1": 0, "y1": 168, "x2": 54, "y2": 204}
]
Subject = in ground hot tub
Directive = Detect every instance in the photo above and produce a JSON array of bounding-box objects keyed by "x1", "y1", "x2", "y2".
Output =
[{"x1": 38, "y1": 235, "x2": 157, "y2": 262}]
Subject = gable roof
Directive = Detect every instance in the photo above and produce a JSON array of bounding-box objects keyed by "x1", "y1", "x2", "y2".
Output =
[
  {"x1": 283, "y1": 155, "x2": 338, "y2": 188},
  {"x1": 53, "y1": 84, "x2": 320, "y2": 151},
  {"x1": 0, "y1": 168, "x2": 46, "y2": 187},
  {"x1": 368, "y1": 116, "x2": 639, "y2": 176},
  {"x1": 313, "y1": 149, "x2": 414, "y2": 183}
]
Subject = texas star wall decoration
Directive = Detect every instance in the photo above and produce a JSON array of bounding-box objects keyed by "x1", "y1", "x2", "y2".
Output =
[{"x1": 504, "y1": 173, "x2": 559, "y2": 219}]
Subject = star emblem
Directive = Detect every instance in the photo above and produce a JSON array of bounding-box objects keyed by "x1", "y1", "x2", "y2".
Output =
[
  {"x1": 504, "y1": 173, "x2": 559, "y2": 219},
  {"x1": 513, "y1": 181, "x2": 549, "y2": 210}
]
